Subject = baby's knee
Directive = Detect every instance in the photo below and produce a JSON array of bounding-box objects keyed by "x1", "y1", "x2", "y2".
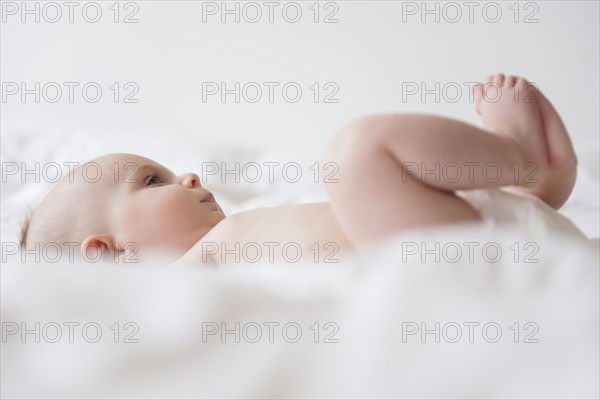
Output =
[{"x1": 320, "y1": 115, "x2": 389, "y2": 165}]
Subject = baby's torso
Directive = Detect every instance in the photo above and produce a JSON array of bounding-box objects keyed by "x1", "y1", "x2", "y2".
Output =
[{"x1": 182, "y1": 202, "x2": 353, "y2": 266}]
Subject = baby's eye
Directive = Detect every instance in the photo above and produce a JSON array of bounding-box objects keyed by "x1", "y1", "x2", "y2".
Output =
[{"x1": 147, "y1": 176, "x2": 161, "y2": 186}]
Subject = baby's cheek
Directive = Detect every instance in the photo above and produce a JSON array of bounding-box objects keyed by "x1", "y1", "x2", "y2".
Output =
[
  {"x1": 117, "y1": 191, "x2": 178, "y2": 230},
  {"x1": 159, "y1": 189, "x2": 194, "y2": 213},
  {"x1": 117, "y1": 190, "x2": 212, "y2": 252},
  {"x1": 151, "y1": 189, "x2": 200, "y2": 227}
]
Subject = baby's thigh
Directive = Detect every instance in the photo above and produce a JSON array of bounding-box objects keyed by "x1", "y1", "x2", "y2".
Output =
[{"x1": 320, "y1": 122, "x2": 479, "y2": 247}]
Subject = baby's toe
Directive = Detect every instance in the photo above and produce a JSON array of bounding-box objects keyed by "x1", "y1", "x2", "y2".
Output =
[
  {"x1": 492, "y1": 73, "x2": 505, "y2": 86},
  {"x1": 473, "y1": 83, "x2": 484, "y2": 115},
  {"x1": 517, "y1": 76, "x2": 529, "y2": 89},
  {"x1": 506, "y1": 75, "x2": 518, "y2": 87}
]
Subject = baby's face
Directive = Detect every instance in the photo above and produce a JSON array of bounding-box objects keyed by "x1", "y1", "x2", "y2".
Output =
[{"x1": 68, "y1": 154, "x2": 225, "y2": 255}]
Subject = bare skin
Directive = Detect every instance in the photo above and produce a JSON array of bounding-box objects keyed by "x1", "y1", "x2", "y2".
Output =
[
  {"x1": 24, "y1": 74, "x2": 578, "y2": 266},
  {"x1": 179, "y1": 203, "x2": 353, "y2": 265},
  {"x1": 178, "y1": 73, "x2": 577, "y2": 264}
]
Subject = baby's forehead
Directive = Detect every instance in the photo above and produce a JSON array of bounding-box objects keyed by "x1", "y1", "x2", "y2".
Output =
[{"x1": 94, "y1": 153, "x2": 165, "y2": 171}]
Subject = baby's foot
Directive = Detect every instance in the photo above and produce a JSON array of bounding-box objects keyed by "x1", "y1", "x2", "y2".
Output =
[
  {"x1": 513, "y1": 83, "x2": 577, "y2": 208},
  {"x1": 474, "y1": 74, "x2": 577, "y2": 209},
  {"x1": 474, "y1": 73, "x2": 550, "y2": 189}
]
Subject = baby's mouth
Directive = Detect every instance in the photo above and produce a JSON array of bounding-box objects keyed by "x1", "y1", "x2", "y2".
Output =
[{"x1": 201, "y1": 193, "x2": 215, "y2": 203}]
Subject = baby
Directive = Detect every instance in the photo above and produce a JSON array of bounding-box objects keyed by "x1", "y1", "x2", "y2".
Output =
[{"x1": 21, "y1": 74, "x2": 578, "y2": 265}]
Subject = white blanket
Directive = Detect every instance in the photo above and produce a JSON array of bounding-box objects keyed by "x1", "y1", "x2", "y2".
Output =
[{"x1": 2, "y1": 224, "x2": 598, "y2": 399}]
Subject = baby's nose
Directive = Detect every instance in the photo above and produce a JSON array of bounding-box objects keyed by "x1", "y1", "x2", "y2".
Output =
[{"x1": 182, "y1": 173, "x2": 201, "y2": 188}]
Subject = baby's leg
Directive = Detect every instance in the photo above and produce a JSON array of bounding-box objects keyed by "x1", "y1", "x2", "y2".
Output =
[
  {"x1": 321, "y1": 74, "x2": 567, "y2": 247},
  {"x1": 487, "y1": 75, "x2": 577, "y2": 209}
]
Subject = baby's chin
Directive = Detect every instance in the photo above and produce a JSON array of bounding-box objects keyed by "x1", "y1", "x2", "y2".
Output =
[
  {"x1": 208, "y1": 201, "x2": 226, "y2": 217},
  {"x1": 202, "y1": 201, "x2": 223, "y2": 213}
]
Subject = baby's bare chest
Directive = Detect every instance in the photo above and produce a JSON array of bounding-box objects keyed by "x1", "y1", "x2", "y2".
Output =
[{"x1": 198, "y1": 203, "x2": 353, "y2": 265}]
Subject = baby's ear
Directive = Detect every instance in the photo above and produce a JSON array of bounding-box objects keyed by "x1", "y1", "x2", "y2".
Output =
[{"x1": 81, "y1": 234, "x2": 120, "y2": 261}]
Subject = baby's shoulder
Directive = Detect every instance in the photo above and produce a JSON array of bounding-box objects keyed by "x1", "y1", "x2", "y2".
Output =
[
  {"x1": 174, "y1": 207, "x2": 286, "y2": 266},
  {"x1": 210, "y1": 203, "x2": 323, "y2": 231},
  {"x1": 172, "y1": 202, "x2": 342, "y2": 267}
]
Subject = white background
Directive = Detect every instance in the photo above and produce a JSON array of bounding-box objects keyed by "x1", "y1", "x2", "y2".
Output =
[{"x1": 2, "y1": 0, "x2": 598, "y2": 153}]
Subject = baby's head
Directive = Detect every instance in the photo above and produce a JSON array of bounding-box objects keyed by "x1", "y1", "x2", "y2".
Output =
[{"x1": 22, "y1": 153, "x2": 225, "y2": 260}]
